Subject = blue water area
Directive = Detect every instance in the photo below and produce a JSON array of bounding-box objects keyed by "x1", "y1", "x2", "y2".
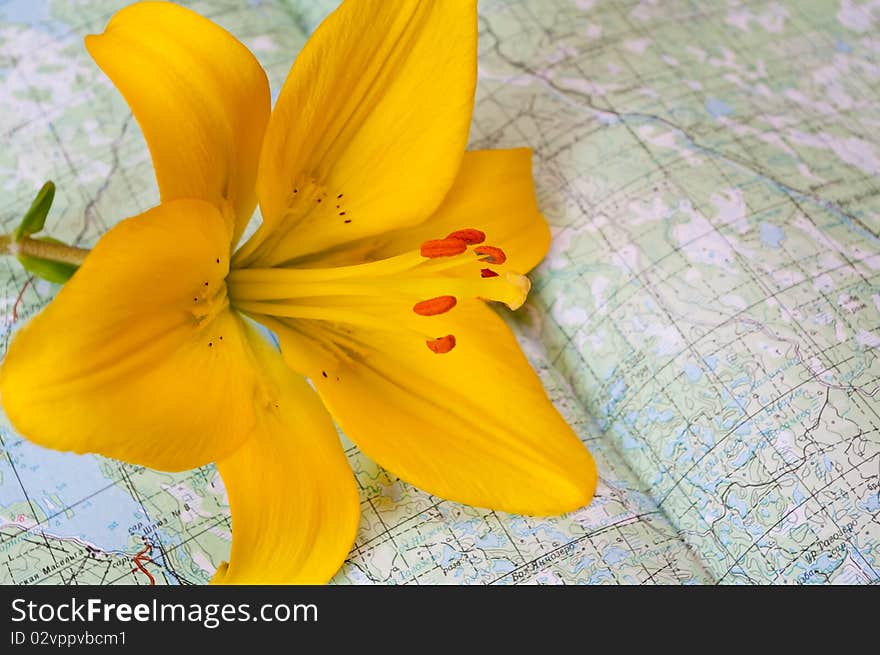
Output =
[
  {"x1": 705, "y1": 96, "x2": 733, "y2": 118},
  {"x1": 0, "y1": 0, "x2": 65, "y2": 35},
  {"x1": 468, "y1": 523, "x2": 506, "y2": 548},
  {"x1": 835, "y1": 38, "x2": 853, "y2": 53},
  {"x1": 603, "y1": 546, "x2": 630, "y2": 566},
  {"x1": 760, "y1": 222, "x2": 785, "y2": 247},
  {"x1": 572, "y1": 553, "x2": 595, "y2": 575},
  {"x1": 0, "y1": 434, "x2": 144, "y2": 553},
  {"x1": 725, "y1": 491, "x2": 749, "y2": 518},
  {"x1": 491, "y1": 559, "x2": 515, "y2": 575},
  {"x1": 696, "y1": 425, "x2": 716, "y2": 448},
  {"x1": 661, "y1": 429, "x2": 694, "y2": 461},
  {"x1": 860, "y1": 492, "x2": 880, "y2": 513},
  {"x1": 731, "y1": 439, "x2": 760, "y2": 468},
  {"x1": 609, "y1": 378, "x2": 627, "y2": 401},
  {"x1": 684, "y1": 360, "x2": 703, "y2": 382},
  {"x1": 617, "y1": 425, "x2": 642, "y2": 451},
  {"x1": 436, "y1": 543, "x2": 461, "y2": 568},
  {"x1": 0, "y1": 0, "x2": 49, "y2": 23},
  {"x1": 588, "y1": 569, "x2": 616, "y2": 584}
]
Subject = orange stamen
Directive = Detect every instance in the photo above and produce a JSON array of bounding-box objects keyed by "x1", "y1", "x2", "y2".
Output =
[
  {"x1": 413, "y1": 295, "x2": 457, "y2": 316},
  {"x1": 420, "y1": 238, "x2": 467, "y2": 258},
  {"x1": 480, "y1": 268, "x2": 499, "y2": 278},
  {"x1": 446, "y1": 228, "x2": 485, "y2": 245},
  {"x1": 426, "y1": 334, "x2": 456, "y2": 354},
  {"x1": 474, "y1": 245, "x2": 507, "y2": 264}
]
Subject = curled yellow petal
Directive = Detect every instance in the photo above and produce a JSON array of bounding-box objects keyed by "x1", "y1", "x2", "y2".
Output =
[
  {"x1": 237, "y1": 0, "x2": 478, "y2": 267},
  {"x1": 0, "y1": 200, "x2": 263, "y2": 471},
  {"x1": 265, "y1": 300, "x2": 597, "y2": 516},
  {"x1": 211, "y1": 327, "x2": 360, "y2": 585},
  {"x1": 86, "y1": 1, "x2": 270, "y2": 244},
  {"x1": 300, "y1": 149, "x2": 553, "y2": 274}
]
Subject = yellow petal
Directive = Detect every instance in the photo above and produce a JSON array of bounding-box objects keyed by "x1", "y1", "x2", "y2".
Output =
[
  {"x1": 237, "y1": 0, "x2": 477, "y2": 267},
  {"x1": 266, "y1": 301, "x2": 596, "y2": 516},
  {"x1": 86, "y1": 2, "x2": 270, "y2": 244},
  {"x1": 298, "y1": 149, "x2": 552, "y2": 274},
  {"x1": 211, "y1": 328, "x2": 359, "y2": 585},
  {"x1": 0, "y1": 200, "x2": 264, "y2": 471}
]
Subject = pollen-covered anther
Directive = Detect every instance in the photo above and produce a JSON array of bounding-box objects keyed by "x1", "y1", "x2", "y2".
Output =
[
  {"x1": 426, "y1": 334, "x2": 456, "y2": 354},
  {"x1": 420, "y1": 237, "x2": 467, "y2": 258},
  {"x1": 474, "y1": 245, "x2": 507, "y2": 265},
  {"x1": 446, "y1": 228, "x2": 485, "y2": 245},
  {"x1": 413, "y1": 295, "x2": 457, "y2": 316},
  {"x1": 480, "y1": 268, "x2": 499, "y2": 278}
]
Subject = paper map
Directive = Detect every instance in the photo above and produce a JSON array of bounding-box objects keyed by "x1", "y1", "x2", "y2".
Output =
[{"x1": 1, "y1": 0, "x2": 878, "y2": 585}]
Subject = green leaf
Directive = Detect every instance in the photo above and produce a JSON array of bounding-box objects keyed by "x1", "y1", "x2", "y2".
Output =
[
  {"x1": 17, "y1": 255, "x2": 78, "y2": 284},
  {"x1": 14, "y1": 181, "x2": 55, "y2": 240},
  {"x1": 17, "y1": 247, "x2": 78, "y2": 285}
]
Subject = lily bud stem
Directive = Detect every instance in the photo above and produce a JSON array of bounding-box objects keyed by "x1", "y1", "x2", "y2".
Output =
[{"x1": 0, "y1": 233, "x2": 90, "y2": 265}]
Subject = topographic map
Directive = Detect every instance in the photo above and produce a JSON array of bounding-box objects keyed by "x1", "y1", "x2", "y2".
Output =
[{"x1": 1, "y1": 0, "x2": 878, "y2": 585}]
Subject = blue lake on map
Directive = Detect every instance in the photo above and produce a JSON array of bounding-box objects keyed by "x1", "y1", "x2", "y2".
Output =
[
  {"x1": 0, "y1": 435, "x2": 144, "y2": 552},
  {"x1": 705, "y1": 96, "x2": 734, "y2": 119},
  {"x1": 0, "y1": 0, "x2": 49, "y2": 23},
  {"x1": 760, "y1": 222, "x2": 786, "y2": 248},
  {"x1": 0, "y1": 0, "x2": 66, "y2": 35}
]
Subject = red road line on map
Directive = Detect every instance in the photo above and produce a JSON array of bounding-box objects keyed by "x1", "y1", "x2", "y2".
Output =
[
  {"x1": 12, "y1": 277, "x2": 33, "y2": 322},
  {"x1": 133, "y1": 544, "x2": 156, "y2": 585}
]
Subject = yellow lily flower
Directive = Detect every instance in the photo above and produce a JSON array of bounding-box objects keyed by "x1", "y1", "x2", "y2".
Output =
[{"x1": 0, "y1": 0, "x2": 596, "y2": 584}]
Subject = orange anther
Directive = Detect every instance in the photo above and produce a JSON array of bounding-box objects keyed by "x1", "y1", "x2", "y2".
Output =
[
  {"x1": 474, "y1": 245, "x2": 507, "y2": 264},
  {"x1": 480, "y1": 268, "x2": 499, "y2": 278},
  {"x1": 413, "y1": 295, "x2": 457, "y2": 316},
  {"x1": 420, "y1": 238, "x2": 467, "y2": 258},
  {"x1": 426, "y1": 334, "x2": 456, "y2": 354},
  {"x1": 446, "y1": 228, "x2": 485, "y2": 245}
]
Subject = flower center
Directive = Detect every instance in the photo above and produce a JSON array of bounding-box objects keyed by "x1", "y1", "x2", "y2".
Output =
[{"x1": 226, "y1": 228, "x2": 529, "y2": 354}]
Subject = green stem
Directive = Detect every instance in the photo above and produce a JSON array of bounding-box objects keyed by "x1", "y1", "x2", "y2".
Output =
[{"x1": 0, "y1": 233, "x2": 90, "y2": 265}]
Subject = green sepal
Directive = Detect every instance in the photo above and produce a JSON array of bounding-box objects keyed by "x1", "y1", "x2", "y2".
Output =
[
  {"x1": 14, "y1": 181, "x2": 55, "y2": 240},
  {"x1": 17, "y1": 237, "x2": 78, "y2": 284}
]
